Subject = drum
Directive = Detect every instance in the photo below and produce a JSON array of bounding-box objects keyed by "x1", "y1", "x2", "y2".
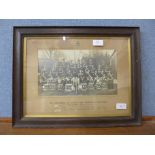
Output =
[
  {"x1": 79, "y1": 83, "x2": 87, "y2": 91},
  {"x1": 65, "y1": 84, "x2": 74, "y2": 92}
]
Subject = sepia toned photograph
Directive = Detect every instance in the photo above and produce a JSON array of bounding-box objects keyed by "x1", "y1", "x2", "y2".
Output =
[{"x1": 38, "y1": 49, "x2": 117, "y2": 96}]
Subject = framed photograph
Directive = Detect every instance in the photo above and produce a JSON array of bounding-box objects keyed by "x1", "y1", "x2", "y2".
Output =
[{"x1": 13, "y1": 26, "x2": 141, "y2": 128}]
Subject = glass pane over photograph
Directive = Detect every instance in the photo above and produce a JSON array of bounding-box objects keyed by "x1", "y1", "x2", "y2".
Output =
[
  {"x1": 38, "y1": 49, "x2": 117, "y2": 96},
  {"x1": 23, "y1": 36, "x2": 131, "y2": 117}
]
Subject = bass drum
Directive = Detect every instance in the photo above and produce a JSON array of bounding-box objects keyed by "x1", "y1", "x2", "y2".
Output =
[{"x1": 65, "y1": 84, "x2": 75, "y2": 92}]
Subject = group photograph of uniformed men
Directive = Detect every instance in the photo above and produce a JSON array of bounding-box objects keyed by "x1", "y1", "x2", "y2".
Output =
[{"x1": 38, "y1": 49, "x2": 117, "y2": 96}]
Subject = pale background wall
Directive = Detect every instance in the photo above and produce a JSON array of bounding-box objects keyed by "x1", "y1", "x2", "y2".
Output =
[{"x1": 0, "y1": 19, "x2": 154, "y2": 117}]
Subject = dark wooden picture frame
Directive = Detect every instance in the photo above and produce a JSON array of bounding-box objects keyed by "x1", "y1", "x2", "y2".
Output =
[{"x1": 13, "y1": 26, "x2": 141, "y2": 128}]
